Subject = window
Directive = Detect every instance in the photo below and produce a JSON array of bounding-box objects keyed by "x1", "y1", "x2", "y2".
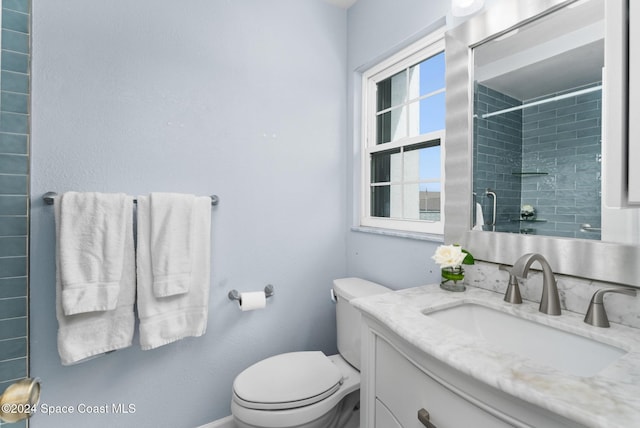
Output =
[{"x1": 361, "y1": 32, "x2": 446, "y2": 235}]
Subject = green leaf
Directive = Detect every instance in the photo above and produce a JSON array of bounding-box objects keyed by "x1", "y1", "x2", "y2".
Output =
[{"x1": 461, "y1": 249, "x2": 475, "y2": 265}]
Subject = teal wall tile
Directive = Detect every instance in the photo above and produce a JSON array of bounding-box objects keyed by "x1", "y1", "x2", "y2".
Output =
[
  {"x1": 0, "y1": 417, "x2": 26, "y2": 428},
  {"x1": 0, "y1": 317, "x2": 26, "y2": 340},
  {"x1": 0, "y1": 174, "x2": 27, "y2": 194},
  {"x1": 0, "y1": 357, "x2": 26, "y2": 381},
  {"x1": 0, "y1": 196, "x2": 26, "y2": 215},
  {"x1": 0, "y1": 112, "x2": 28, "y2": 134},
  {"x1": 0, "y1": 154, "x2": 27, "y2": 174},
  {"x1": 0, "y1": 133, "x2": 27, "y2": 154},
  {"x1": 2, "y1": 0, "x2": 29, "y2": 14},
  {"x1": 0, "y1": 217, "x2": 26, "y2": 236},
  {"x1": 0, "y1": 256, "x2": 26, "y2": 277},
  {"x1": 1, "y1": 71, "x2": 28, "y2": 94},
  {"x1": 0, "y1": 277, "x2": 26, "y2": 298},
  {"x1": 1, "y1": 9, "x2": 28, "y2": 34},
  {"x1": 0, "y1": 337, "x2": 26, "y2": 361},
  {"x1": 1, "y1": 29, "x2": 28, "y2": 53},
  {"x1": 1, "y1": 92, "x2": 28, "y2": 113},
  {"x1": 0, "y1": 237, "x2": 26, "y2": 256},
  {"x1": 1, "y1": 51, "x2": 28, "y2": 74},
  {"x1": 0, "y1": 297, "x2": 26, "y2": 319}
]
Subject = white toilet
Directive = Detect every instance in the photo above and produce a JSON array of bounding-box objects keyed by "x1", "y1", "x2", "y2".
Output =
[{"x1": 231, "y1": 277, "x2": 390, "y2": 428}]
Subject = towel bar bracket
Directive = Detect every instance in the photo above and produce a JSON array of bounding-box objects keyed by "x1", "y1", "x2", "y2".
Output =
[{"x1": 228, "y1": 284, "x2": 275, "y2": 302}]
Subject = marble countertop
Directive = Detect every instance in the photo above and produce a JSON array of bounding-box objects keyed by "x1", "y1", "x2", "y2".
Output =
[{"x1": 352, "y1": 284, "x2": 640, "y2": 428}]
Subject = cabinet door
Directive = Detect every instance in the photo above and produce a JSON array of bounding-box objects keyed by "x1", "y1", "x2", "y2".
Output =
[
  {"x1": 375, "y1": 398, "x2": 403, "y2": 428},
  {"x1": 375, "y1": 338, "x2": 515, "y2": 428}
]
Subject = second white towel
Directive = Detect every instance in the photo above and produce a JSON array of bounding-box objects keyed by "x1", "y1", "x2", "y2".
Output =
[
  {"x1": 149, "y1": 192, "x2": 196, "y2": 297},
  {"x1": 136, "y1": 195, "x2": 212, "y2": 350}
]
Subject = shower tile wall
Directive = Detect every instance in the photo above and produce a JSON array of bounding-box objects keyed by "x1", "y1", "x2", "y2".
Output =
[
  {"x1": 473, "y1": 84, "x2": 522, "y2": 233},
  {"x1": 0, "y1": 0, "x2": 30, "y2": 413},
  {"x1": 474, "y1": 83, "x2": 602, "y2": 239},
  {"x1": 521, "y1": 84, "x2": 602, "y2": 240}
]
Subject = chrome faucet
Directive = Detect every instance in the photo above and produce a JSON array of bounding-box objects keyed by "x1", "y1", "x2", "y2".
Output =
[
  {"x1": 584, "y1": 287, "x2": 637, "y2": 327},
  {"x1": 511, "y1": 253, "x2": 561, "y2": 315}
]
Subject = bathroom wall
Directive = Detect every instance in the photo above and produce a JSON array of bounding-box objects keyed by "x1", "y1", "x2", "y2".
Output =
[
  {"x1": 345, "y1": 0, "x2": 449, "y2": 289},
  {"x1": 0, "y1": 0, "x2": 30, "y2": 423},
  {"x1": 345, "y1": 0, "x2": 501, "y2": 287},
  {"x1": 29, "y1": 1, "x2": 347, "y2": 427}
]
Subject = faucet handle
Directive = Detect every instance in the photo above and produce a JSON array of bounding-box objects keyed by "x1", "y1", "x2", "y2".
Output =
[
  {"x1": 584, "y1": 287, "x2": 637, "y2": 328},
  {"x1": 499, "y1": 264, "x2": 522, "y2": 304}
]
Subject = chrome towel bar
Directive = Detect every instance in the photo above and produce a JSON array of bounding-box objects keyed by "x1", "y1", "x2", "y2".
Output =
[{"x1": 42, "y1": 191, "x2": 219, "y2": 206}]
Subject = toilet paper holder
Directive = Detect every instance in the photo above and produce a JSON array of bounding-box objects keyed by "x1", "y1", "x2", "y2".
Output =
[{"x1": 228, "y1": 284, "x2": 275, "y2": 303}]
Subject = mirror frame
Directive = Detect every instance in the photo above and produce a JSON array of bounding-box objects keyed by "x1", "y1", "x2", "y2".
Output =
[{"x1": 444, "y1": 0, "x2": 640, "y2": 287}]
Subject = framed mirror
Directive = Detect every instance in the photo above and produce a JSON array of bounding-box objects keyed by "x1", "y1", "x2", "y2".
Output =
[
  {"x1": 444, "y1": 0, "x2": 640, "y2": 287},
  {"x1": 473, "y1": 0, "x2": 603, "y2": 240}
]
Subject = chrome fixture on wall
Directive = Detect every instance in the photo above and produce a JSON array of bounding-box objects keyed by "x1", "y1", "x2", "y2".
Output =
[
  {"x1": 485, "y1": 188, "x2": 496, "y2": 230},
  {"x1": 42, "y1": 191, "x2": 220, "y2": 206}
]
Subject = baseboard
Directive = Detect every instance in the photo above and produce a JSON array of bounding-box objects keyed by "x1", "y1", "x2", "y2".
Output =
[{"x1": 195, "y1": 414, "x2": 235, "y2": 428}]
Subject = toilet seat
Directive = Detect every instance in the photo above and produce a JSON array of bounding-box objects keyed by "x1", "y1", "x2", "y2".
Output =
[{"x1": 233, "y1": 351, "x2": 343, "y2": 411}]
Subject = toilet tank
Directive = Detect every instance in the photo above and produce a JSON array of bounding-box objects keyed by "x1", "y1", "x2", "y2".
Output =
[{"x1": 333, "y1": 277, "x2": 390, "y2": 370}]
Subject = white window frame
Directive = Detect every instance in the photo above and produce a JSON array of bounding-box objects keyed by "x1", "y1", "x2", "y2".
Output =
[{"x1": 360, "y1": 29, "x2": 446, "y2": 235}]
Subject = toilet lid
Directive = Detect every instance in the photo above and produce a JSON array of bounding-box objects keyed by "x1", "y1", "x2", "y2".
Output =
[{"x1": 233, "y1": 351, "x2": 343, "y2": 410}]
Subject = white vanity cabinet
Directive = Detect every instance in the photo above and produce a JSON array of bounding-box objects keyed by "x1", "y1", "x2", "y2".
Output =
[
  {"x1": 374, "y1": 337, "x2": 511, "y2": 428},
  {"x1": 359, "y1": 316, "x2": 585, "y2": 428}
]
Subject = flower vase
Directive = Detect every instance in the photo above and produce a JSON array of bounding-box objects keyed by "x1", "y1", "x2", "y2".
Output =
[{"x1": 440, "y1": 266, "x2": 466, "y2": 292}]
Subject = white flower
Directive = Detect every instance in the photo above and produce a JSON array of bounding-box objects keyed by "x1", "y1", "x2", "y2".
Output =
[
  {"x1": 521, "y1": 204, "x2": 535, "y2": 213},
  {"x1": 432, "y1": 245, "x2": 467, "y2": 269}
]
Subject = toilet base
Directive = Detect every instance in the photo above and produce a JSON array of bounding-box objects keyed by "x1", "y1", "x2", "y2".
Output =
[{"x1": 233, "y1": 390, "x2": 359, "y2": 428}]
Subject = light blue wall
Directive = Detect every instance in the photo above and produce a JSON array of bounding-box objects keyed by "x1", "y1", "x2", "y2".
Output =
[
  {"x1": 29, "y1": 1, "x2": 347, "y2": 426},
  {"x1": 345, "y1": 0, "x2": 450, "y2": 288},
  {"x1": 344, "y1": 0, "x2": 502, "y2": 288}
]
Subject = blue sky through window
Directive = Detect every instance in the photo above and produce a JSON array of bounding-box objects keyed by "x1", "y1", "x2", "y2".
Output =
[{"x1": 418, "y1": 52, "x2": 445, "y2": 190}]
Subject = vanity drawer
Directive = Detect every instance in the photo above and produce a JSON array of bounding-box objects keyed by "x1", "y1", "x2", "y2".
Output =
[{"x1": 374, "y1": 336, "x2": 514, "y2": 428}]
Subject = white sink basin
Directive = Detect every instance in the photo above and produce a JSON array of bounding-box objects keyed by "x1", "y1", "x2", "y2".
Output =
[{"x1": 423, "y1": 303, "x2": 626, "y2": 377}]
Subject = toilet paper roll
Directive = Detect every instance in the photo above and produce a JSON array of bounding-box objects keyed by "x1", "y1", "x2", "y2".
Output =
[{"x1": 239, "y1": 291, "x2": 266, "y2": 311}]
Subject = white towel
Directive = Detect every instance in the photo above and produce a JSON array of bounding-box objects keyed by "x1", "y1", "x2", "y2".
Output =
[
  {"x1": 473, "y1": 202, "x2": 485, "y2": 231},
  {"x1": 149, "y1": 192, "x2": 196, "y2": 297},
  {"x1": 55, "y1": 195, "x2": 136, "y2": 365},
  {"x1": 136, "y1": 195, "x2": 211, "y2": 350},
  {"x1": 58, "y1": 192, "x2": 129, "y2": 315}
]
